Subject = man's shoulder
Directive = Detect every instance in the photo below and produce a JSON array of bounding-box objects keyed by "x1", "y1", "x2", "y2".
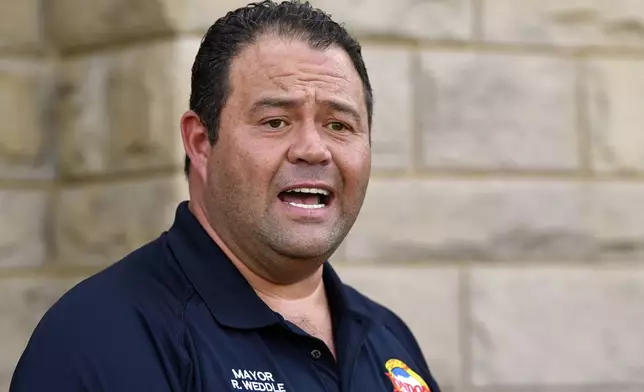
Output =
[
  {"x1": 33, "y1": 233, "x2": 193, "y2": 345},
  {"x1": 342, "y1": 283, "x2": 432, "y2": 368},
  {"x1": 11, "y1": 234, "x2": 194, "y2": 391},
  {"x1": 342, "y1": 283, "x2": 412, "y2": 332},
  {"x1": 342, "y1": 282, "x2": 442, "y2": 389}
]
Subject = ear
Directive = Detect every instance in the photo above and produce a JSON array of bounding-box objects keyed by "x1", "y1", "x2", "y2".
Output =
[{"x1": 180, "y1": 110, "x2": 211, "y2": 181}]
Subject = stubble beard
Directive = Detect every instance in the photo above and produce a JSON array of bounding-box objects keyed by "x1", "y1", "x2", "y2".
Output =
[
  {"x1": 204, "y1": 182, "x2": 348, "y2": 266},
  {"x1": 256, "y1": 212, "x2": 350, "y2": 261}
]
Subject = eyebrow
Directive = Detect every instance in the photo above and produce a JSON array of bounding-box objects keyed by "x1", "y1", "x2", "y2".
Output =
[
  {"x1": 248, "y1": 97, "x2": 363, "y2": 127},
  {"x1": 249, "y1": 97, "x2": 300, "y2": 113},
  {"x1": 323, "y1": 100, "x2": 363, "y2": 128}
]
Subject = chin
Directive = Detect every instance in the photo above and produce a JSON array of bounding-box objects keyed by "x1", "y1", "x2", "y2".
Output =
[
  {"x1": 284, "y1": 247, "x2": 332, "y2": 261},
  {"x1": 274, "y1": 239, "x2": 338, "y2": 261},
  {"x1": 260, "y1": 222, "x2": 347, "y2": 260}
]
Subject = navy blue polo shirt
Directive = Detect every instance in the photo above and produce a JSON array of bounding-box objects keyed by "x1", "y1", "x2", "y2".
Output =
[{"x1": 11, "y1": 201, "x2": 442, "y2": 392}]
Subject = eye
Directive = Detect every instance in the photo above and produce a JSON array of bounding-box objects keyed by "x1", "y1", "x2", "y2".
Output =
[
  {"x1": 264, "y1": 119, "x2": 287, "y2": 130},
  {"x1": 326, "y1": 122, "x2": 349, "y2": 132}
]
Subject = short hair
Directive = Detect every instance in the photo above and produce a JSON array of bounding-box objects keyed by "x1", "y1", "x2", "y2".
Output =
[{"x1": 185, "y1": 0, "x2": 373, "y2": 176}]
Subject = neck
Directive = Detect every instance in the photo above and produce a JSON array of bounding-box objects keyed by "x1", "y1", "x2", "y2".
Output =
[
  {"x1": 188, "y1": 200, "x2": 325, "y2": 300},
  {"x1": 188, "y1": 198, "x2": 336, "y2": 358}
]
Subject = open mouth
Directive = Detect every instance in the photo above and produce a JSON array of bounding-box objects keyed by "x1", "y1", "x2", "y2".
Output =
[{"x1": 278, "y1": 187, "x2": 332, "y2": 210}]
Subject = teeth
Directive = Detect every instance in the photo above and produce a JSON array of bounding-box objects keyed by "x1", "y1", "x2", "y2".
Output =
[
  {"x1": 286, "y1": 187, "x2": 329, "y2": 196},
  {"x1": 288, "y1": 202, "x2": 325, "y2": 209}
]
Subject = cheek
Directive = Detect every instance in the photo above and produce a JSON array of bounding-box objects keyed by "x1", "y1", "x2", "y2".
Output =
[
  {"x1": 213, "y1": 138, "x2": 283, "y2": 192},
  {"x1": 350, "y1": 142, "x2": 372, "y2": 172},
  {"x1": 337, "y1": 143, "x2": 371, "y2": 189}
]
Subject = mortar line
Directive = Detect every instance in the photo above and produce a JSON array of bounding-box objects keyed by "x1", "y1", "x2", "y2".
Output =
[
  {"x1": 458, "y1": 266, "x2": 473, "y2": 392},
  {"x1": 574, "y1": 55, "x2": 593, "y2": 176},
  {"x1": 0, "y1": 180, "x2": 57, "y2": 190},
  {"x1": 470, "y1": 382, "x2": 644, "y2": 392},
  {"x1": 44, "y1": 182, "x2": 58, "y2": 274},
  {"x1": 356, "y1": 38, "x2": 644, "y2": 59},
  {"x1": 0, "y1": 265, "x2": 103, "y2": 279},
  {"x1": 57, "y1": 166, "x2": 184, "y2": 186},
  {"x1": 471, "y1": 0, "x2": 484, "y2": 43},
  {"x1": 409, "y1": 47, "x2": 425, "y2": 175},
  {"x1": 0, "y1": 50, "x2": 53, "y2": 59},
  {"x1": 58, "y1": 31, "x2": 191, "y2": 58},
  {"x1": 324, "y1": 260, "x2": 644, "y2": 269},
  {"x1": 49, "y1": 30, "x2": 644, "y2": 60},
  {"x1": 368, "y1": 169, "x2": 644, "y2": 182}
]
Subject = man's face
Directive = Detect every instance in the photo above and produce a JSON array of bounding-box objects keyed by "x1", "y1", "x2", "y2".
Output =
[{"x1": 202, "y1": 35, "x2": 371, "y2": 270}]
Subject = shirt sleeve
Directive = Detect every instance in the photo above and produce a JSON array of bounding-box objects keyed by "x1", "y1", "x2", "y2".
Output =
[
  {"x1": 10, "y1": 283, "x2": 189, "y2": 392},
  {"x1": 382, "y1": 308, "x2": 443, "y2": 392}
]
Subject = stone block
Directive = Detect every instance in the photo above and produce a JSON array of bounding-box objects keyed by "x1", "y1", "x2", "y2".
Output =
[
  {"x1": 55, "y1": 175, "x2": 189, "y2": 266},
  {"x1": 470, "y1": 266, "x2": 644, "y2": 385},
  {"x1": 48, "y1": 0, "x2": 251, "y2": 49},
  {"x1": 583, "y1": 59, "x2": 644, "y2": 174},
  {"x1": 348, "y1": 179, "x2": 644, "y2": 262},
  {"x1": 310, "y1": 0, "x2": 473, "y2": 40},
  {"x1": 163, "y1": 0, "x2": 252, "y2": 34},
  {"x1": 0, "y1": 275, "x2": 84, "y2": 391},
  {"x1": 0, "y1": 190, "x2": 49, "y2": 268},
  {"x1": 417, "y1": 51, "x2": 578, "y2": 171},
  {"x1": 48, "y1": 0, "x2": 167, "y2": 48},
  {"x1": 361, "y1": 46, "x2": 413, "y2": 171},
  {"x1": 334, "y1": 264, "x2": 460, "y2": 387},
  {"x1": 0, "y1": 0, "x2": 42, "y2": 52},
  {"x1": 57, "y1": 38, "x2": 199, "y2": 177},
  {"x1": 482, "y1": 0, "x2": 644, "y2": 47},
  {"x1": 589, "y1": 183, "x2": 644, "y2": 259},
  {"x1": 0, "y1": 59, "x2": 55, "y2": 179},
  {"x1": 345, "y1": 178, "x2": 590, "y2": 263}
]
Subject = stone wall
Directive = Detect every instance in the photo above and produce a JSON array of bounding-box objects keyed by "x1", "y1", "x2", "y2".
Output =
[{"x1": 1, "y1": 1, "x2": 644, "y2": 391}]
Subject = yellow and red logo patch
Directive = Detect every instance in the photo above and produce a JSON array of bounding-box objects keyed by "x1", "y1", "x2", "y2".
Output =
[{"x1": 384, "y1": 359, "x2": 431, "y2": 392}]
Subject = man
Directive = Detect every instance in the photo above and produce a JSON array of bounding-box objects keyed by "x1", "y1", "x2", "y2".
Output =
[{"x1": 11, "y1": 1, "x2": 442, "y2": 391}]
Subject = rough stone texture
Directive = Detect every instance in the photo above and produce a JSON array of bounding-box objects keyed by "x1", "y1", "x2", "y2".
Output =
[
  {"x1": 55, "y1": 175, "x2": 189, "y2": 266},
  {"x1": 588, "y1": 183, "x2": 644, "y2": 259},
  {"x1": 0, "y1": 275, "x2": 84, "y2": 391},
  {"x1": 345, "y1": 179, "x2": 644, "y2": 263},
  {"x1": 334, "y1": 265, "x2": 460, "y2": 387},
  {"x1": 0, "y1": 190, "x2": 49, "y2": 268},
  {"x1": 0, "y1": 59, "x2": 55, "y2": 179},
  {"x1": 0, "y1": 0, "x2": 42, "y2": 52},
  {"x1": 2, "y1": 1, "x2": 644, "y2": 390},
  {"x1": 470, "y1": 266, "x2": 644, "y2": 386},
  {"x1": 584, "y1": 59, "x2": 644, "y2": 174},
  {"x1": 361, "y1": 46, "x2": 413, "y2": 171},
  {"x1": 417, "y1": 52, "x2": 578, "y2": 171},
  {"x1": 469, "y1": 386, "x2": 644, "y2": 392},
  {"x1": 48, "y1": 0, "x2": 250, "y2": 49},
  {"x1": 345, "y1": 179, "x2": 589, "y2": 263},
  {"x1": 57, "y1": 38, "x2": 199, "y2": 177},
  {"x1": 483, "y1": 0, "x2": 644, "y2": 47},
  {"x1": 310, "y1": 0, "x2": 472, "y2": 40}
]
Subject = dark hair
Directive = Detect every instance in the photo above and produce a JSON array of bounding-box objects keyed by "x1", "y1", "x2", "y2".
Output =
[{"x1": 185, "y1": 0, "x2": 373, "y2": 176}]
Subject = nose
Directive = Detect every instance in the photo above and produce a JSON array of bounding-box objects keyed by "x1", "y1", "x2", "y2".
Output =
[{"x1": 286, "y1": 120, "x2": 331, "y2": 165}]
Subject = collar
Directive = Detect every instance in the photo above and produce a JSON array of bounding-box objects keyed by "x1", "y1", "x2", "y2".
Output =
[{"x1": 166, "y1": 201, "x2": 370, "y2": 329}]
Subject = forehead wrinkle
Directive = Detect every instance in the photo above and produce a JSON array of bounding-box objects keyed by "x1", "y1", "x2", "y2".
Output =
[
  {"x1": 265, "y1": 70, "x2": 352, "y2": 96},
  {"x1": 262, "y1": 53, "x2": 351, "y2": 87},
  {"x1": 231, "y1": 38, "x2": 365, "y2": 118},
  {"x1": 266, "y1": 61, "x2": 350, "y2": 81}
]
